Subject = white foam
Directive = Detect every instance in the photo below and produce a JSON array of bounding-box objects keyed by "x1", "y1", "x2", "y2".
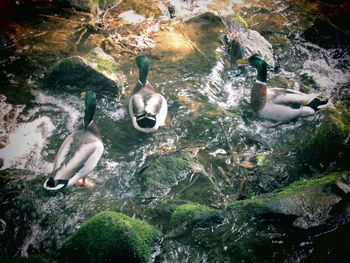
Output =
[
  {"x1": 103, "y1": 107, "x2": 127, "y2": 121},
  {"x1": 119, "y1": 10, "x2": 146, "y2": 24},
  {"x1": 202, "y1": 58, "x2": 248, "y2": 110},
  {"x1": 0, "y1": 116, "x2": 55, "y2": 172},
  {"x1": 301, "y1": 58, "x2": 350, "y2": 90},
  {"x1": 159, "y1": 0, "x2": 233, "y2": 21},
  {"x1": 32, "y1": 90, "x2": 80, "y2": 131}
]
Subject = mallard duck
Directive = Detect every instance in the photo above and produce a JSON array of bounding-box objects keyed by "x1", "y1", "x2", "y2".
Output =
[
  {"x1": 237, "y1": 54, "x2": 328, "y2": 122},
  {"x1": 43, "y1": 90, "x2": 104, "y2": 191},
  {"x1": 129, "y1": 55, "x2": 167, "y2": 133}
]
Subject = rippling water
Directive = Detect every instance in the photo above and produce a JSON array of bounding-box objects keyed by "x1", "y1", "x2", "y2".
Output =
[{"x1": 0, "y1": 0, "x2": 349, "y2": 262}]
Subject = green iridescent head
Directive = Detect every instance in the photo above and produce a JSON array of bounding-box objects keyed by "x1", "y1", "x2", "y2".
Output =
[
  {"x1": 238, "y1": 54, "x2": 267, "y2": 82},
  {"x1": 136, "y1": 55, "x2": 150, "y2": 86},
  {"x1": 80, "y1": 90, "x2": 97, "y2": 129}
]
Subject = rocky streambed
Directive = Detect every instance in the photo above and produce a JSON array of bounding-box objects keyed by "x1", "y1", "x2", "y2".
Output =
[{"x1": 0, "y1": 0, "x2": 350, "y2": 262}]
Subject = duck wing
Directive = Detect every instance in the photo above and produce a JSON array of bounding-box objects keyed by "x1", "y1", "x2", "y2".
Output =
[
  {"x1": 271, "y1": 89, "x2": 317, "y2": 108},
  {"x1": 130, "y1": 93, "x2": 146, "y2": 116},
  {"x1": 270, "y1": 87, "x2": 304, "y2": 95},
  {"x1": 51, "y1": 130, "x2": 97, "y2": 181},
  {"x1": 145, "y1": 93, "x2": 164, "y2": 115}
]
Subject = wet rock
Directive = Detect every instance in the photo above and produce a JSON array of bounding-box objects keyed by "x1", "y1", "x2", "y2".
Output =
[
  {"x1": 302, "y1": 18, "x2": 350, "y2": 50},
  {"x1": 139, "y1": 151, "x2": 195, "y2": 199},
  {"x1": 335, "y1": 172, "x2": 350, "y2": 194},
  {"x1": 228, "y1": 173, "x2": 343, "y2": 229},
  {"x1": 62, "y1": 211, "x2": 161, "y2": 263},
  {"x1": 170, "y1": 203, "x2": 223, "y2": 231},
  {"x1": 221, "y1": 14, "x2": 275, "y2": 67},
  {"x1": 298, "y1": 103, "x2": 350, "y2": 170},
  {"x1": 158, "y1": 0, "x2": 218, "y2": 21},
  {"x1": 45, "y1": 47, "x2": 126, "y2": 97}
]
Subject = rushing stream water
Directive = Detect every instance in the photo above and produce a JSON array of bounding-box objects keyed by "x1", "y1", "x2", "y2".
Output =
[{"x1": 0, "y1": 0, "x2": 350, "y2": 262}]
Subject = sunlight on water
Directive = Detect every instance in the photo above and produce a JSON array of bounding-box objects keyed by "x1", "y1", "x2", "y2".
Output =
[
  {"x1": 0, "y1": 116, "x2": 55, "y2": 172},
  {"x1": 0, "y1": 1, "x2": 349, "y2": 262},
  {"x1": 203, "y1": 54, "x2": 248, "y2": 110}
]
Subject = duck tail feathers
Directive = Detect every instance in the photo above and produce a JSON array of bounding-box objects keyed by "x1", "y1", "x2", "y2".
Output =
[
  {"x1": 306, "y1": 98, "x2": 329, "y2": 111},
  {"x1": 43, "y1": 177, "x2": 68, "y2": 191}
]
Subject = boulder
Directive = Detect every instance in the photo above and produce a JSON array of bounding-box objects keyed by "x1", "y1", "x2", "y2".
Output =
[
  {"x1": 221, "y1": 14, "x2": 275, "y2": 67},
  {"x1": 170, "y1": 203, "x2": 223, "y2": 230},
  {"x1": 45, "y1": 47, "x2": 126, "y2": 97},
  {"x1": 299, "y1": 103, "x2": 350, "y2": 170},
  {"x1": 62, "y1": 211, "x2": 161, "y2": 263},
  {"x1": 229, "y1": 173, "x2": 343, "y2": 229}
]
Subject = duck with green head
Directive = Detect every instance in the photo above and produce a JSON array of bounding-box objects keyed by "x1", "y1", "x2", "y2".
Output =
[
  {"x1": 237, "y1": 54, "x2": 328, "y2": 122},
  {"x1": 43, "y1": 90, "x2": 104, "y2": 190},
  {"x1": 129, "y1": 55, "x2": 168, "y2": 133}
]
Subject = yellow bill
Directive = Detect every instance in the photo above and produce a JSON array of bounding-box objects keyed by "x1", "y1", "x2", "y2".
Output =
[
  {"x1": 237, "y1": 58, "x2": 250, "y2": 66},
  {"x1": 80, "y1": 91, "x2": 87, "y2": 99}
]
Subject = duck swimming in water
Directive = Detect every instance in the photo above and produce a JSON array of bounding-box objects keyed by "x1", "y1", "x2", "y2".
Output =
[
  {"x1": 43, "y1": 90, "x2": 104, "y2": 190},
  {"x1": 237, "y1": 54, "x2": 328, "y2": 122},
  {"x1": 129, "y1": 55, "x2": 168, "y2": 133}
]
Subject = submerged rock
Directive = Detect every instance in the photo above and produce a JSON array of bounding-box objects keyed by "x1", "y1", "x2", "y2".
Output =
[
  {"x1": 62, "y1": 211, "x2": 161, "y2": 263},
  {"x1": 170, "y1": 203, "x2": 223, "y2": 231},
  {"x1": 45, "y1": 47, "x2": 126, "y2": 97},
  {"x1": 229, "y1": 173, "x2": 343, "y2": 229},
  {"x1": 151, "y1": 12, "x2": 224, "y2": 72},
  {"x1": 139, "y1": 151, "x2": 195, "y2": 199},
  {"x1": 299, "y1": 103, "x2": 350, "y2": 170}
]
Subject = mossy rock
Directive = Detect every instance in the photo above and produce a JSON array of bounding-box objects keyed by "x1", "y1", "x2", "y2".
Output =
[
  {"x1": 170, "y1": 203, "x2": 223, "y2": 230},
  {"x1": 0, "y1": 256, "x2": 47, "y2": 263},
  {"x1": 228, "y1": 173, "x2": 342, "y2": 229},
  {"x1": 139, "y1": 151, "x2": 195, "y2": 199},
  {"x1": 45, "y1": 47, "x2": 125, "y2": 97},
  {"x1": 299, "y1": 103, "x2": 350, "y2": 169},
  {"x1": 62, "y1": 211, "x2": 161, "y2": 263}
]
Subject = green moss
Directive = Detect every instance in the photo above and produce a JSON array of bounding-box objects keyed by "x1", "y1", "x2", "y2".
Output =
[
  {"x1": 234, "y1": 14, "x2": 248, "y2": 28},
  {"x1": 227, "y1": 196, "x2": 268, "y2": 213},
  {"x1": 300, "y1": 103, "x2": 350, "y2": 169},
  {"x1": 140, "y1": 151, "x2": 194, "y2": 196},
  {"x1": 1, "y1": 256, "x2": 47, "y2": 263},
  {"x1": 170, "y1": 203, "x2": 222, "y2": 229},
  {"x1": 228, "y1": 173, "x2": 340, "y2": 211},
  {"x1": 62, "y1": 211, "x2": 161, "y2": 263},
  {"x1": 57, "y1": 58, "x2": 73, "y2": 71},
  {"x1": 86, "y1": 52, "x2": 118, "y2": 74},
  {"x1": 271, "y1": 173, "x2": 339, "y2": 198}
]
